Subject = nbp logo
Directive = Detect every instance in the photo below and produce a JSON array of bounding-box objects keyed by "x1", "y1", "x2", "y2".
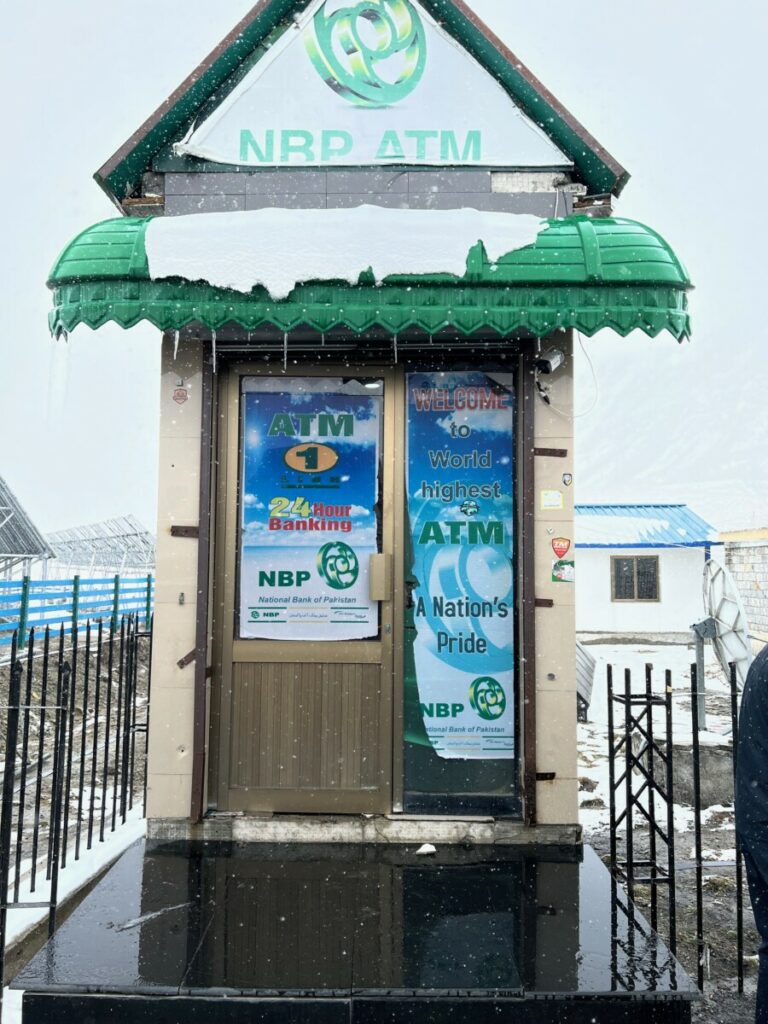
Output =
[
  {"x1": 305, "y1": 0, "x2": 426, "y2": 108},
  {"x1": 317, "y1": 542, "x2": 359, "y2": 590},
  {"x1": 469, "y1": 677, "x2": 506, "y2": 721}
]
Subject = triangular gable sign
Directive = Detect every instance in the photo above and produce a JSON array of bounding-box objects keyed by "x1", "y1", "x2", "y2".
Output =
[
  {"x1": 96, "y1": 0, "x2": 629, "y2": 203},
  {"x1": 174, "y1": 0, "x2": 571, "y2": 170}
]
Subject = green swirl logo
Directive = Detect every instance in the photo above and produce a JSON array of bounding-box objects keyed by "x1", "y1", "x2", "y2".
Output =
[
  {"x1": 305, "y1": 0, "x2": 427, "y2": 108},
  {"x1": 317, "y1": 542, "x2": 360, "y2": 589},
  {"x1": 469, "y1": 677, "x2": 507, "y2": 721}
]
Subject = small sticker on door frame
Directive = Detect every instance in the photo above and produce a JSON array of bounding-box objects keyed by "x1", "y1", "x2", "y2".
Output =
[{"x1": 541, "y1": 489, "x2": 564, "y2": 511}]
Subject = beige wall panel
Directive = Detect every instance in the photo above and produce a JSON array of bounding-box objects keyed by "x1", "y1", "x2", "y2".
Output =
[
  {"x1": 533, "y1": 437, "x2": 575, "y2": 524},
  {"x1": 148, "y1": 686, "x2": 195, "y2": 775},
  {"x1": 535, "y1": 603, "x2": 577, "y2": 693},
  {"x1": 159, "y1": 339, "x2": 204, "y2": 437},
  {"x1": 535, "y1": 690, "x2": 578, "y2": 779},
  {"x1": 530, "y1": 336, "x2": 577, "y2": 827},
  {"x1": 536, "y1": 777, "x2": 579, "y2": 825},
  {"x1": 150, "y1": 601, "x2": 197, "y2": 688},
  {"x1": 153, "y1": 580, "x2": 199, "y2": 606},
  {"x1": 155, "y1": 436, "x2": 203, "y2": 530},
  {"x1": 149, "y1": 338, "x2": 204, "y2": 821},
  {"x1": 154, "y1": 537, "x2": 200, "y2": 592},
  {"x1": 146, "y1": 772, "x2": 191, "y2": 820}
]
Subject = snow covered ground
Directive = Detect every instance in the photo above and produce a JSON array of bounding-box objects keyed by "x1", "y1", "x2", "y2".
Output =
[
  {"x1": 578, "y1": 641, "x2": 753, "y2": 1008},
  {"x1": 579, "y1": 640, "x2": 736, "y2": 842}
]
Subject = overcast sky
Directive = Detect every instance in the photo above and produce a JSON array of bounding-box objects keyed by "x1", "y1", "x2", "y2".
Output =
[{"x1": 1, "y1": 1, "x2": 765, "y2": 534}]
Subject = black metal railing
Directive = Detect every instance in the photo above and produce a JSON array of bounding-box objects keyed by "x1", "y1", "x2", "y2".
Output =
[
  {"x1": 0, "y1": 615, "x2": 151, "y2": 994},
  {"x1": 608, "y1": 664, "x2": 677, "y2": 953},
  {"x1": 608, "y1": 661, "x2": 745, "y2": 993}
]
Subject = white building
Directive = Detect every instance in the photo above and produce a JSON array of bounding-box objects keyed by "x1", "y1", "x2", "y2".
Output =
[
  {"x1": 722, "y1": 527, "x2": 768, "y2": 647},
  {"x1": 575, "y1": 504, "x2": 720, "y2": 638}
]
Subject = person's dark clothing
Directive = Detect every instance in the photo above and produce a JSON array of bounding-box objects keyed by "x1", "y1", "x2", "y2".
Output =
[
  {"x1": 742, "y1": 845, "x2": 768, "y2": 1022},
  {"x1": 737, "y1": 646, "x2": 768, "y2": 835},
  {"x1": 736, "y1": 644, "x2": 768, "y2": 1023}
]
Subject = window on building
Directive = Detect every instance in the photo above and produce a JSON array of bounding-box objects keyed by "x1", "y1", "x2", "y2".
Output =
[{"x1": 611, "y1": 556, "x2": 660, "y2": 601}]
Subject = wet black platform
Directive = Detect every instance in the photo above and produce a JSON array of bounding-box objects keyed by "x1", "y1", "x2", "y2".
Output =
[{"x1": 14, "y1": 839, "x2": 697, "y2": 1023}]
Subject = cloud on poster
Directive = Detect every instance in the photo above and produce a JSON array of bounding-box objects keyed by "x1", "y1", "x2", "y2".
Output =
[{"x1": 325, "y1": 405, "x2": 380, "y2": 449}]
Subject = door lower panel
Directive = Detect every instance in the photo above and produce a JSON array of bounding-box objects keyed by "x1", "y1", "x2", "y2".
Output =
[{"x1": 228, "y1": 662, "x2": 386, "y2": 809}]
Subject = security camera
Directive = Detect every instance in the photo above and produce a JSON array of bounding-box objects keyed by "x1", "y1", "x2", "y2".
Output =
[{"x1": 534, "y1": 348, "x2": 565, "y2": 374}]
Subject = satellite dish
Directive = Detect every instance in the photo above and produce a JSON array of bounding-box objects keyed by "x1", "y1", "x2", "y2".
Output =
[{"x1": 702, "y1": 558, "x2": 754, "y2": 689}]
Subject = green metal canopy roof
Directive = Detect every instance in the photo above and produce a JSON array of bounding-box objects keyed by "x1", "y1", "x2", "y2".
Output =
[{"x1": 48, "y1": 215, "x2": 691, "y2": 340}]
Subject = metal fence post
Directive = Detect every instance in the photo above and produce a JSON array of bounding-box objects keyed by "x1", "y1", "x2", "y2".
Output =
[
  {"x1": 18, "y1": 576, "x2": 30, "y2": 648},
  {"x1": 143, "y1": 614, "x2": 154, "y2": 817},
  {"x1": 690, "y1": 663, "x2": 705, "y2": 991},
  {"x1": 145, "y1": 574, "x2": 153, "y2": 630},
  {"x1": 624, "y1": 668, "x2": 634, "y2": 898},
  {"x1": 664, "y1": 670, "x2": 677, "y2": 956},
  {"x1": 0, "y1": 651, "x2": 23, "y2": 1002},
  {"x1": 0, "y1": 617, "x2": 154, "y2": 984},
  {"x1": 730, "y1": 662, "x2": 744, "y2": 994},
  {"x1": 30, "y1": 627, "x2": 53, "y2": 893},
  {"x1": 645, "y1": 663, "x2": 658, "y2": 934},
  {"x1": 71, "y1": 575, "x2": 81, "y2": 636},
  {"x1": 14, "y1": 631, "x2": 36, "y2": 902},
  {"x1": 112, "y1": 574, "x2": 121, "y2": 632},
  {"x1": 48, "y1": 662, "x2": 72, "y2": 938},
  {"x1": 607, "y1": 665, "x2": 616, "y2": 872}
]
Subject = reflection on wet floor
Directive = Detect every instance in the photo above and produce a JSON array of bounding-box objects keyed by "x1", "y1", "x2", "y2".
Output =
[{"x1": 15, "y1": 840, "x2": 697, "y2": 1003}]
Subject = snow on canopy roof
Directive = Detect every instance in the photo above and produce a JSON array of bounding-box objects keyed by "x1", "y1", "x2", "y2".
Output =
[
  {"x1": 48, "y1": 213, "x2": 692, "y2": 339},
  {"x1": 144, "y1": 206, "x2": 543, "y2": 301},
  {"x1": 575, "y1": 504, "x2": 719, "y2": 549}
]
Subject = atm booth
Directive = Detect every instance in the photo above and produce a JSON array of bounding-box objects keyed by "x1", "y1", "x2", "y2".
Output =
[{"x1": 24, "y1": 1, "x2": 697, "y2": 1019}]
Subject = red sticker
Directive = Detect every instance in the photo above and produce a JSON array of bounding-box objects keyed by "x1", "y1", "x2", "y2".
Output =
[
  {"x1": 552, "y1": 538, "x2": 571, "y2": 559},
  {"x1": 172, "y1": 388, "x2": 189, "y2": 405}
]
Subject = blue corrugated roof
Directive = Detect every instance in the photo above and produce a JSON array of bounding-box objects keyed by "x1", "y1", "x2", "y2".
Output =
[{"x1": 575, "y1": 504, "x2": 718, "y2": 549}]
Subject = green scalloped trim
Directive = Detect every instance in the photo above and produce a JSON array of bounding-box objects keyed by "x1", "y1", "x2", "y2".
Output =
[{"x1": 50, "y1": 279, "x2": 691, "y2": 340}]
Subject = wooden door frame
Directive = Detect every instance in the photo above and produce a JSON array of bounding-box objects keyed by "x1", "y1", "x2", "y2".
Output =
[{"x1": 208, "y1": 360, "x2": 405, "y2": 813}]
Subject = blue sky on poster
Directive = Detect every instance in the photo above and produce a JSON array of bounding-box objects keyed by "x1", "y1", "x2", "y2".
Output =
[
  {"x1": 241, "y1": 391, "x2": 380, "y2": 548},
  {"x1": 407, "y1": 370, "x2": 515, "y2": 756},
  {"x1": 406, "y1": 374, "x2": 515, "y2": 605},
  {"x1": 0, "y1": 0, "x2": 765, "y2": 533}
]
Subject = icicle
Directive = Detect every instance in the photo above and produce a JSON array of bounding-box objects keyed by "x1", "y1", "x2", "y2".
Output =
[
  {"x1": 393, "y1": 333, "x2": 398, "y2": 364},
  {"x1": 47, "y1": 329, "x2": 72, "y2": 426},
  {"x1": 173, "y1": 330, "x2": 180, "y2": 360},
  {"x1": 283, "y1": 332, "x2": 288, "y2": 371},
  {"x1": 211, "y1": 330, "x2": 217, "y2": 373},
  {"x1": 321, "y1": 333, "x2": 326, "y2": 348}
]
